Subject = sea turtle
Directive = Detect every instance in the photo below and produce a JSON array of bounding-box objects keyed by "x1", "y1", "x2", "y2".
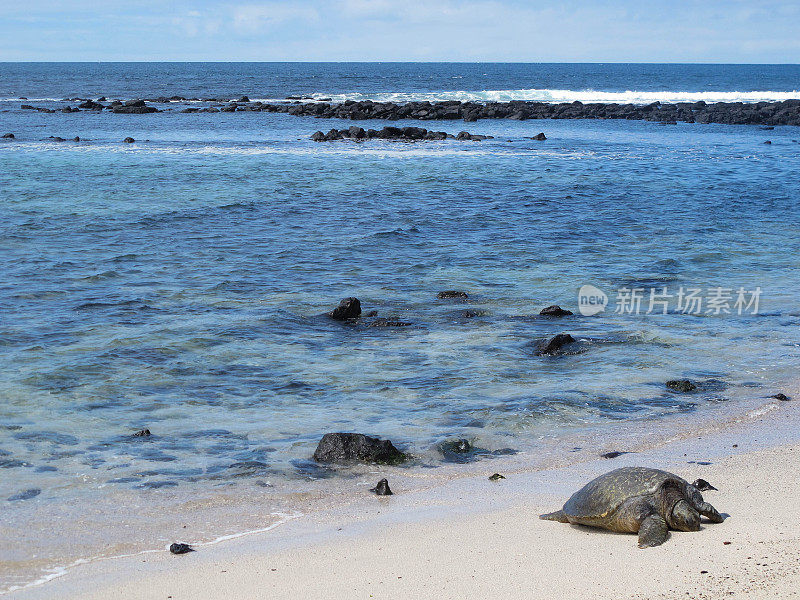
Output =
[{"x1": 540, "y1": 467, "x2": 724, "y2": 547}]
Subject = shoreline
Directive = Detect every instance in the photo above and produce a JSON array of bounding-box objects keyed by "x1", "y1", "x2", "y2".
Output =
[
  {"x1": 8, "y1": 390, "x2": 800, "y2": 600},
  {"x1": 8, "y1": 97, "x2": 800, "y2": 126}
]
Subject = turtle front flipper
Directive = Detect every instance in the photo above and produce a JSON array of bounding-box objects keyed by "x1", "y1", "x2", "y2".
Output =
[
  {"x1": 638, "y1": 514, "x2": 669, "y2": 548},
  {"x1": 697, "y1": 501, "x2": 724, "y2": 523},
  {"x1": 539, "y1": 509, "x2": 569, "y2": 523},
  {"x1": 686, "y1": 486, "x2": 725, "y2": 524}
]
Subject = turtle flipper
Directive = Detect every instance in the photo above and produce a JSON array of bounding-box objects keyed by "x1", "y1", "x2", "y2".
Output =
[
  {"x1": 697, "y1": 501, "x2": 724, "y2": 523},
  {"x1": 638, "y1": 514, "x2": 669, "y2": 548},
  {"x1": 540, "y1": 509, "x2": 569, "y2": 523}
]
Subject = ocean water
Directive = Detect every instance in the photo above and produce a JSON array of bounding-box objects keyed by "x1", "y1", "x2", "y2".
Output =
[{"x1": 1, "y1": 63, "x2": 800, "y2": 591}]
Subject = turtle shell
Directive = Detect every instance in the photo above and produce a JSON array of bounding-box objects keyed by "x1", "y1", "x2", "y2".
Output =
[{"x1": 563, "y1": 467, "x2": 689, "y2": 520}]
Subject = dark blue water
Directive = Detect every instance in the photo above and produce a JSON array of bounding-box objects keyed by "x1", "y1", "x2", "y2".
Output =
[
  {"x1": 1, "y1": 62, "x2": 800, "y2": 590},
  {"x1": 1, "y1": 62, "x2": 799, "y2": 101}
]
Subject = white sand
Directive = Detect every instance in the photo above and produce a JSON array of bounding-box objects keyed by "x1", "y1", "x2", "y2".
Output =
[{"x1": 9, "y1": 400, "x2": 800, "y2": 600}]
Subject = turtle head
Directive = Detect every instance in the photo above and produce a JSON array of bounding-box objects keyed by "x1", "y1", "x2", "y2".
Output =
[{"x1": 670, "y1": 500, "x2": 701, "y2": 531}]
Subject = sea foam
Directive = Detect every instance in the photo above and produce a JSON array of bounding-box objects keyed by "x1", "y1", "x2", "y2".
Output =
[{"x1": 313, "y1": 89, "x2": 800, "y2": 105}]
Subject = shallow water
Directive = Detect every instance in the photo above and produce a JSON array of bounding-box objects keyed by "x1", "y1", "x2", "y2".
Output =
[{"x1": 1, "y1": 63, "x2": 800, "y2": 591}]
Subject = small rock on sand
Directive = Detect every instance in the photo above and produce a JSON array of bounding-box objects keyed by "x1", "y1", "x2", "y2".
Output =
[
  {"x1": 169, "y1": 543, "x2": 194, "y2": 555},
  {"x1": 370, "y1": 478, "x2": 393, "y2": 495}
]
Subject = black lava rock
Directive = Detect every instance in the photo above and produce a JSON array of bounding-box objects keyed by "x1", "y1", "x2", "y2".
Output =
[
  {"x1": 112, "y1": 101, "x2": 158, "y2": 114},
  {"x1": 437, "y1": 290, "x2": 468, "y2": 300},
  {"x1": 327, "y1": 297, "x2": 361, "y2": 320},
  {"x1": 169, "y1": 543, "x2": 194, "y2": 555},
  {"x1": 600, "y1": 451, "x2": 631, "y2": 459},
  {"x1": 539, "y1": 305, "x2": 573, "y2": 317},
  {"x1": 439, "y1": 439, "x2": 472, "y2": 454},
  {"x1": 666, "y1": 379, "x2": 697, "y2": 393},
  {"x1": 313, "y1": 433, "x2": 408, "y2": 465},
  {"x1": 123, "y1": 137, "x2": 135, "y2": 143},
  {"x1": 530, "y1": 132, "x2": 547, "y2": 140},
  {"x1": 536, "y1": 333, "x2": 576, "y2": 355},
  {"x1": 370, "y1": 478, "x2": 393, "y2": 495},
  {"x1": 133, "y1": 429, "x2": 151, "y2": 437},
  {"x1": 367, "y1": 318, "x2": 411, "y2": 327}
]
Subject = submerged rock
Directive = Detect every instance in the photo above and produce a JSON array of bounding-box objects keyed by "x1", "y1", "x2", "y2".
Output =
[
  {"x1": 459, "y1": 309, "x2": 487, "y2": 318},
  {"x1": 327, "y1": 297, "x2": 361, "y2": 320},
  {"x1": 313, "y1": 433, "x2": 408, "y2": 465},
  {"x1": 8, "y1": 488, "x2": 41, "y2": 501},
  {"x1": 437, "y1": 290, "x2": 469, "y2": 300},
  {"x1": 367, "y1": 318, "x2": 411, "y2": 328},
  {"x1": 438, "y1": 439, "x2": 515, "y2": 463},
  {"x1": 536, "y1": 333, "x2": 576, "y2": 355},
  {"x1": 439, "y1": 439, "x2": 472, "y2": 455},
  {"x1": 169, "y1": 543, "x2": 194, "y2": 555},
  {"x1": 370, "y1": 478, "x2": 393, "y2": 496},
  {"x1": 666, "y1": 379, "x2": 697, "y2": 393},
  {"x1": 539, "y1": 305, "x2": 573, "y2": 317}
]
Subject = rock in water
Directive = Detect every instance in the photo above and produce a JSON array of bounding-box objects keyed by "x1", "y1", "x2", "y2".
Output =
[
  {"x1": 531, "y1": 132, "x2": 547, "y2": 140},
  {"x1": 439, "y1": 439, "x2": 472, "y2": 455},
  {"x1": 367, "y1": 318, "x2": 411, "y2": 328},
  {"x1": 327, "y1": 297, "x2": 361, "y2": 320},
  {"x1": 8, "y1": 489, "x2": 41, "y2": 501},
  {"x1": 600, "y1": 451, "x2": 630, "y2": 459},
  {"x1": 1, "y1": 133, "x2": 14, "y2": 139},
  {"x1": 540, "y1": 305, "x2": 573, "y2": 317},
  {"x1": 489, "y1": 473, "x2": 506, "y2": 481},
  {"x1": 313, "y1": 433, "x2": 408, "y2": 465},
  {"x1": 536, "y1": 333, "x2": 575, "y2": 355},
  {"x1": 771, "y1": 393, "x2": 791, "y2": 401},
  {"x1": 370, "y1": 478, "x2": 393, "y2": 495},
  {"x1": 169, "y1": 543, "x2": 194, "y2": 555},
  {"x1": 123, "y1": 137, "x2": 135, "y2": 143},
  {"x1": 666, "y1": 379, "x2": 697, "y2": 393},
  {"x1": 132, "y1": 429, "x2": 151, "y2": 437},
  {"x1": 437, "y1": 290, "x2": 468, "y2": 300},
  {"x1": 691, "y1": 478, "x2": 718, "y2": 492}
]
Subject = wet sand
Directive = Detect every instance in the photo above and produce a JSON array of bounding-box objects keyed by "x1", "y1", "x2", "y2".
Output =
[{"x1": 8, "y1": 393, "x2": 800, "y2": 600}]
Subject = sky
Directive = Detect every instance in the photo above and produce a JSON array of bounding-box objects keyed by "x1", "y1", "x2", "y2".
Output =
[{"x1": 0, "y1": 0, "x2": 798, "y2": 63}]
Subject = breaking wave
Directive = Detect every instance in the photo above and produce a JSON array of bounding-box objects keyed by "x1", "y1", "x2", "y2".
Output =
[{"x1": 312, "y1": 88, "x2": 800, "y2": 105}]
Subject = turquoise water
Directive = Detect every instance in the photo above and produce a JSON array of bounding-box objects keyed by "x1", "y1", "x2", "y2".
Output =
[{"x1": 1, "y1": 62, "x2": 800, "y2": 590}]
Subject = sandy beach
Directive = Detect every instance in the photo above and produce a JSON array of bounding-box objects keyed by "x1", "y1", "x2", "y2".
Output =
[{"x1": 8, "y1": 395, "x2": 800, "y2": 600}]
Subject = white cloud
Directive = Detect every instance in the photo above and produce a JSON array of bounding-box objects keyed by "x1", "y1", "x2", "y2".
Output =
[{"x1": 231, "y1": 4, "x2": 319, "y2": 33}]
